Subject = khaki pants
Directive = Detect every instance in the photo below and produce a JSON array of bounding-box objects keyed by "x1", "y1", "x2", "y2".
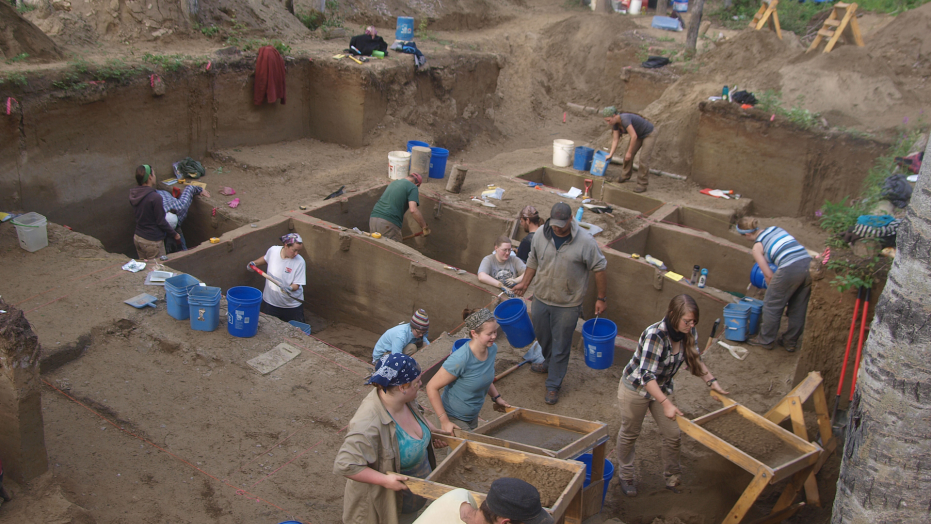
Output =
[
  {"x1": 615, "y1": 381, "x2": 681, "y2": 485},
  {"x1": 369, "y1": 217, "x2": 402, "y2": 241},
  {"x1": 619, "y1": 131, "x2": 657, "y2": 190},
  {"x1": 134, "y1": 234, "x2": 166, "y2": 260}
]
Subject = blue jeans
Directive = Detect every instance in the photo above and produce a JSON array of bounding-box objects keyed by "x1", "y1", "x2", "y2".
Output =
[{"x1": 531, "y1": 300, "x2": 582, "y2": 391}]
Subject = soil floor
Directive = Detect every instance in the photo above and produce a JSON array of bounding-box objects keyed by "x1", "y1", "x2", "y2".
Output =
[{"x1": 3, "y1": 0, "x2": 911, "y2": 522}]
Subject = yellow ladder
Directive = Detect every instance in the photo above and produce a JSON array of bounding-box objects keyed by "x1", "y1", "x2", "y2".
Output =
[
  {"x1": 749, "y1": 0, "x2": 782, "y2": 40},
  {"x1": 807, "y1": 2, "x2": 865, "y2": 53}
]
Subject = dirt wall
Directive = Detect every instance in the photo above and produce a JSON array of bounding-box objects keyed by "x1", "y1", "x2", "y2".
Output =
[
  {"x1": 793, "y1": 270, "x2": 884, "y2": 411},
  {"x1": 691, "y1": 102, "x2": 889, "y2": 218}
]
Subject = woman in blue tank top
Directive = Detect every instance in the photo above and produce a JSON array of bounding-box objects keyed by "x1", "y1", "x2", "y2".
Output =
[{"x1": 737, "y1": 217, "x2": 812, "y2": 352}]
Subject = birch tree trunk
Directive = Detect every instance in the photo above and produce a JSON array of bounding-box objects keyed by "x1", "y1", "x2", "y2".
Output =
[{"x1": 831, "y1": 139, "x2": 931, "y2": 522}]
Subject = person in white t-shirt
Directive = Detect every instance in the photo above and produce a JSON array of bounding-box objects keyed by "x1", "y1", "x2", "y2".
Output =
[
  {"x1": 413, "y1": 478, "x2": 554, "y2": 524},
  {"x1": 247, "y1": 233, "x2": 306, "y2": 323}
]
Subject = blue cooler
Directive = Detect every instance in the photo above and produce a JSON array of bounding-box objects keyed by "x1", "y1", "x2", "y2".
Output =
[{"x1": 573, "y1": 147, "x2": 595, "y2": 171}]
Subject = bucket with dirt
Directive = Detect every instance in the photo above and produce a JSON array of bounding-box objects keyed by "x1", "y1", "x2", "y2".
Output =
[
  {"x1": 388, "y1": 151, "x2": 411, "y2": 180},
  {"x1": 553, "y1": 139, "x2": 575, "y2": 167}
]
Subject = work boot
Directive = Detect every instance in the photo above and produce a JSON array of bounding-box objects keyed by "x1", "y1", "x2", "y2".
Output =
[
  {"x1": 530, "y1": 362, "x2": 549, "y2": 374},
  {"x1": 544, "y1": 389, "x2": 559, "y2": 405},
  {"x1": 777, "y1": 336, "x2": 797, "y2": 352},
  {"x1": 619, "y1": 479, "x2": 637, "y2": 497},
  {"x1": 633, "y1": 186, "x2": 647, "y2": 193},
  {"x1": 0, "y1": 485, "x2": 12, "y2": 502},
  {"x1": 747, "y1": 337, "x2": 775, "y2": 350},
  {"x1": 665, "y1": 474, "x2": 682, "y2": 493}
]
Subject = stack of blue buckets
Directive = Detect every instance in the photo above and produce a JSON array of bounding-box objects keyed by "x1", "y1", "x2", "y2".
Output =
[
  {"x1": 723, "y1": 297, "x2": 765, "y2": 342},
  {"x1": 164, "y1": 274, "x2": 222, "y2": 332}
]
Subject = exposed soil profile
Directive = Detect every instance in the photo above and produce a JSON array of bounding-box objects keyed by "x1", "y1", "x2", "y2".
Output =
[
  {"x1": 484, "y1": 419, "x2": 587, "y2": 451},
  {"x1": 432, "y1": 449, "x2": 577, "y2": 507},
  {"x1": 701, "y1": 412, "x2": 803, "y2": 468}
]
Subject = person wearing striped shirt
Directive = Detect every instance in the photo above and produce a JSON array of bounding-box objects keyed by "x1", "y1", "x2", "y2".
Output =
[{"x1": 737, "y1": 217, "x2": 812, "y2": 352}]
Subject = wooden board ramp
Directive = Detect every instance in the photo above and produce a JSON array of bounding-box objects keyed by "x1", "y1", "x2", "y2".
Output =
[
  {"x1": 749, "y1": 0, "x2": 782, "y2": 40},
  {"x1": 807, "y1": 2, "x2": 865, "y2": 53},
  {"x1": 678, "y1": 386, "x2": 825, "y2": 524}
]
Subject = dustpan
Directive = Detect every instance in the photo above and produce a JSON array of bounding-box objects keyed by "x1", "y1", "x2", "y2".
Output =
[{"x1": 124, "y1": 293, "x2": 158, "y2": 308}]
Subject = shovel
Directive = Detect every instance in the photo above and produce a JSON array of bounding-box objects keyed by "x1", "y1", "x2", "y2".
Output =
[
  {"x1": 249, "y1": 263, "x2": 304, "y2": 303},
  {"x1": 124, "y1": 293, "x2": 158, "y2": 308}
]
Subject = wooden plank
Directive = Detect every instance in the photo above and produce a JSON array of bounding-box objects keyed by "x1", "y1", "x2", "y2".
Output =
[
  {"x1": 454, "y1": 432, "x2": 559, "y2": 458},
  {"x1": 547, "y1": 466, "x2": 586, "y2": 522},
  {"x1": 746, "y1": 503, "x2": 804, "y2": 524},
  {"x1": 848, "y1": 15, "x2": 865, "y2": 46},
  {"x1": 710, "y1": 389, "x2": 737, "y2": 407},
  {"x1": 770, "y1": 10, "x2": 782, "y2": 39},
  {"x1": 786, "y1": 396, "x2": 808, "y2": 441},
  {"x1": 772, "y1": 466, "x2": 813, "y2": 512},
  {"x1": 678, "y1": 416, "x2": 768, "y2": 475},
  {"x1": 818, "y1": 29, "x2": 836, "y2": 38},
  {"x1": 811, "y1": 382, "x2": 835, "y2": 449},
  {"x1": 765, "y1": 372, "x2": 823, "y2": 423},
  {"x1": 402, "y1": 476, "x2": 487, "y2": 505},
  {"x1": 823, "y1": 19, "x2": 841, "y2": 26},
  {"x1": 771, "y1": 450, "x2": 819, "y2": 483},
  {"x1": 581, "y1": 442, "x2": 607, "y2": 519},
  {"x1": 724, "y1": 470, "x2": 771, "y2": 524},
  {"x1": 803, "y1": 437, "x2": 836, "y2": 506},
  {"x1": 428, "y1": 442, "x2": 466, "y2": 479},
  {"x1": 518, "y1": 408, "x2": 607, "y2": 434},
  {"x1": 471, "y1": 409, "x2": 521, "y2": 434},
  {"x1": 559, "y1": 428, "x2": 609, "y2": 459},
  {"x1": 692, "y1": 404, "x2": 738, "y2": 426}
]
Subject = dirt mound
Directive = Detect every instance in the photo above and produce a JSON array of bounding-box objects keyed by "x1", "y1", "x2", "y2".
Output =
[
  {"x1": 0, "y1": 2, "x2": 63, "y2": 60},
  {"x1": 23, "y1": 0, "x2": 309, "y2": 44}
]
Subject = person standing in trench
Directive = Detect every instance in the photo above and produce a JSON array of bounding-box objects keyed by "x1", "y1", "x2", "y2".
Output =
[{"x1": 604, "y1": 111, "x2": 657, "y2": 194}]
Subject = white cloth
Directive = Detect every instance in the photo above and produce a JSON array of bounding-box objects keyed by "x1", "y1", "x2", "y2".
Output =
[
  {"x1": 412, "y1": 488, "x2": 476, "y2": 524},
  {"x1": 262, "y1": 246, "x2": 306, "y2": 308}
]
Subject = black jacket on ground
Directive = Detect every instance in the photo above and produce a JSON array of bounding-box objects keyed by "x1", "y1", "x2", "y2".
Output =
[{"x1": 348, "y1": 34, "x2": 388, "y2": 56}]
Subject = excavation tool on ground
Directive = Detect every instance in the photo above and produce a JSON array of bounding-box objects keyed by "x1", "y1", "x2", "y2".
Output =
[
  {"x1": 248, "y1": 262, "x2": 304, "y2": 303},
  {"x1": 402, "y1": 229, "x2": 429, "y2": 241},
  {"x1": 831, "y1": 287, "x2": 864, "y2": 431},
  {"x1": 703, "y1": 318, "x2": 721, "y2": 353},
  {"x1": 124, "y1": 293, "x2": 158, "y2": 308},
  {"x1": 678, "y1": 372, "x2": 837, "y2": 523}
]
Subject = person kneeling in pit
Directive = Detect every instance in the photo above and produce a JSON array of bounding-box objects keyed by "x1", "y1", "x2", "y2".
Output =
[
  {"x1": 372, "y1": 309, "x2": 432, "y2": 363},
  {"x1": 413, "y1": 477, "x2": 554, "y2": 524},
  {"x1": 477, "y1": 236, "x2": 526, "y2": 298}
]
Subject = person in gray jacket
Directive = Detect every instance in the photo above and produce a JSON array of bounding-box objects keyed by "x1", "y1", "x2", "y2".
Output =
[{"x1": 512, "y1": 202, "x2": 607, "y2": 405}]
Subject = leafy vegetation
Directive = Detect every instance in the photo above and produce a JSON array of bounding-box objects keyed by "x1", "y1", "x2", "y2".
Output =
[
  {"x1": 142, "y1": 53, "x2": 188, "y2": 72},
  {"x1": 6, "y1": 53, "x2": 29, "y2": 64},
  {"x1": 0, "y1": 72, "x2": 27, "y2": 86},
  {"x1": 298, "y1": 0, "x2": 342, "y2": 30},
  {"x1": 756, "y1": 91, "x2": 820, "y2": 130},
  {"x1": 827, "y1": 245, "x2": 891, "y2": 292}
]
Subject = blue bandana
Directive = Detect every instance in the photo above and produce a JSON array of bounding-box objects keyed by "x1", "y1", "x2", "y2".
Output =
[
  {"x1": 366, "y1": 353, "x2": 421, "y2": 390},
  {"x1": 735, "y1": 226, "x2": 758, "y2": 235}
]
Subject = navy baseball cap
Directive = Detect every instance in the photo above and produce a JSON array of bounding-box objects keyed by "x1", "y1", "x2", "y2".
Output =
[{"x1": 485, "y1": 478, "x2": 554, "y2": 524}]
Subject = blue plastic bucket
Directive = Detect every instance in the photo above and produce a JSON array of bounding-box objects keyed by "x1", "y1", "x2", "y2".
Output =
[
  {"x1": 452, "y1": 338, "x2": 470, "y2": 353},
  {"x1": 428, "y1": 147, "x2": 449, "y2": 179},
  {"x1": 751, "y1": 263, "x2": 777, "y2": 289},
  {"x1": 673, "y1": 0, "x2": 688, "y2": 11},
  {"x1": 406, "y1": 140, "x2": 429, "y2": 152},
  {"x1": 582, "y1": 318, "x2": 617, "y2": 369},
  {"x1": 576, "y1": 453, "x2": 614, "y2": 509},
  {"x1": 164, "y1": 274, "x2": 201, "y2": 320},
  {"x1": 573, "y1": 146, "x2": 595, "y2": 171},
  {"x1": 723, "y1": 303, "x2": 751, "y2": 342},
  {"x1": 741, "y1": 297, "x2": 764, "y2": 336},
  {"x1": 493, "y1": 298, "x2": 535, "y2": 349},
  {"x1": 227, "y1": 286, "x2": 263, "y2": 338},
  {"x1": 396, "y1": 16, "x2": 414, "y2": 40},
  {"x1": 289, "y1": 320, "x2": 312, "y2": 335},
  {"x1": 188, "y1": 286, "x2": 221, "y2": 332},
  {"x1": 590, "y1": 150, "x2": 610, "y2": 177}
]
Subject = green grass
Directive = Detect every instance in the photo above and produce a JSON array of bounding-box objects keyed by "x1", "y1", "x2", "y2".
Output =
[
  {"x1": 0, "y1": 72, "x2": 27, "y2": 86},
  {"x1": 5, "y1": 53, "x2": 29, "y2": 64},
  {"x1": 142, "y1": 53, "x2": 188, "y2": 72},
  {"x1": 757, "y1": 90, "x2": 821, "y2": 130}
]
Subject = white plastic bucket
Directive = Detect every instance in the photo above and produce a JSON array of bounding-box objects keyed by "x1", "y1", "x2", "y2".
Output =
[
  {"x1": 11, "y1": 212, "x2": 48, "y2": 252},
  {"x1": 629, "y1": 0, "x2": 642, "y2": 14},
  {"x1": 553, "y1": 139, "x2": 575, "y2": 167},
  {"x1": 388, "y1": 151, "x2": 411, "y2": 180}
]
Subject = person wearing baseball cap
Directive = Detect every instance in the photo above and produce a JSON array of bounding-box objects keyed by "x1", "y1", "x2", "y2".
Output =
[
  {"x1": 371, "y1": 309, "x2": 432, "y2": 362},
  {"x1": 512, "y1": 202, "x2": 608, "y2": 405},
  {"x1": 412, "y1": 477, "x2": 553, "y2": 524},
  {"x1": 246, "y1": 232, "x2": 307, "y2": 323},
  {"x1": 370, "y1": 172, "x2": 431, "y2": 242}
]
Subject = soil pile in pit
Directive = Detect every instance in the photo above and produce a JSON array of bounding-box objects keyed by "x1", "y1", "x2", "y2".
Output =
[
  {"x1": 484, "y1": 419, "x2": 586, "y2": 451},
  {"x1": 433, "y1": 449, "x2": 576, "y2": 507},
  {"x1": 700, "y1": 412, "x2": 803, "y2": 468}
]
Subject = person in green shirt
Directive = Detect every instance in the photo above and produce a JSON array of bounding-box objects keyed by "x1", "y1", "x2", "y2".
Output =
[{"x1": 369, "y1": 172, "x2": 430, "y2": 241}]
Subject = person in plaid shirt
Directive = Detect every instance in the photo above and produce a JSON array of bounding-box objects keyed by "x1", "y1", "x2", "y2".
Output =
[
  {"x1": 157, "y1": 185, "x2": 210, "y2": 252},
  {"x1": 615, "y1": 294, "x2": 729, "y2": 497}
]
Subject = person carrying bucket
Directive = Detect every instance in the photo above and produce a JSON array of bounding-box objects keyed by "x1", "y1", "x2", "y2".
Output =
[
  {"x1": 334, "y1": 353, "x2": 449, "y2": 524},
  {"x1": 372, "y1": 309, "x2": 432, "y2": 363},
  {"x1": 512, "y1": 202, "x2": 607, "y2": 406},
  {"x1": 603, "y1": 111, "x2": 657, "y2": 193},
  {"x1": 616, "y1": 294, "x2": 729, "y2": 497},
  {"x1": 370, "y1": 172, "x2": 430, "y2": 242},
  {"x1": 246, "y1": 233, "x2": 306, "y2": 323},
  {"x1": 736, "y1": 217, "x2": 812, "y2": 352},
  {"x1": 477, "y1": 236, "x2": 526, "y2": 296},
  {"x1": 426, "y1": 308, "x2": 510, "y2": 432}
]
